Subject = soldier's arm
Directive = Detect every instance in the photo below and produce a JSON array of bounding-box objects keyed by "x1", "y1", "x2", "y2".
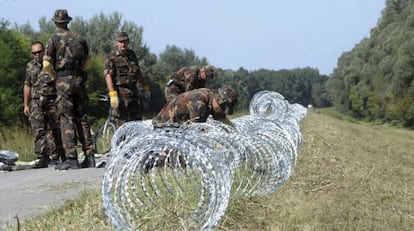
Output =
[
  {"x1": 105, "y1": 73, "x2": 115, "y2": 92},
  {"x1": 23, "y1": 85, "x2": 31, "y2": 117},
  {"x1": 104, "y1": 55, "x2": 115, "y2": 92},
  {"x1": 81, "y1": 38, "x2": 91, "y2": 71},
  {"x1": 23, "y1": 64, "x2": 33, "y2": 117},
  {"x1": 104, "y1": 57, "x2": 119, "y2": 108}
]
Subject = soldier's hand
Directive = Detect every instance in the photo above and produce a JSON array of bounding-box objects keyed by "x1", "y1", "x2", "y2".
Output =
[
  {"x1": 23, "y1": 106, "x2": 30, "y2": 117},
  {"x1": 109, "y1": 91, "x2": 119, "y2": 108}
]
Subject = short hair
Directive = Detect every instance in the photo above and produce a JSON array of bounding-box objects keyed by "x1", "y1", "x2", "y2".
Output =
[{"x1": 31, "y1": 40, "x2": 44, "y2": 49}]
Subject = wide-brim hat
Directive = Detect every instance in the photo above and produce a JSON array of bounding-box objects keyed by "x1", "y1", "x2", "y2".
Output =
[{"x1": 52, "y1": 9, "x2": 72, "y2": 23}]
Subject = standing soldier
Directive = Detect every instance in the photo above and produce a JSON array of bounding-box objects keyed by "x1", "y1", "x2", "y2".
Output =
[
  {"x1": 43, "y1": 9, "x2": 96, "y2": 170},
  {"x1": 104, "y1": 31, "x2": 152, "y2": 128},
  {"x1": 164, "y1": 64, "x2": 216, "y2": 103},
  {"x1": 152, "y1": 86, "x2": 237, "y2": 124},
  {"x1": 23, "y1": 41, "x2": 64, "y2": 168}
]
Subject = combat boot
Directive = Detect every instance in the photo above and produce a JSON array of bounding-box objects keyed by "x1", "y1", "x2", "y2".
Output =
[
  {"x1": 33, "y1": 157, "x2": 50, "y2": 169},
  {"x1": 81, "y1": 155, "x2": 96, "y2": 168},
  {"x1": 55, "y1": 159, "x2": 80, "y2": 170}
]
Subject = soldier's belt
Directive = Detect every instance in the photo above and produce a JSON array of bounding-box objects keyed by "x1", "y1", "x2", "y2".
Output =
[{"x1": 56, "y1": 70, "x2": 81, "y2": 77}]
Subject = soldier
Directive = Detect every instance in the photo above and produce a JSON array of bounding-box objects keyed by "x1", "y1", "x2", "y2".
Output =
[
  {"x1": 164, "y1": 64, "x2": 216, "y2": 103},
  {"x1": 23, "y1": 41, "x2": 64, "y2": 168},
  {"x1": 43, "y1": 9, "x2": 96, "y2": 170},
  {"x1": 152, "y1": 86, "x2": 237, "y2": 124},
  {"x1": 105, "y1": 31, "x2": 152, "y2": 128}
]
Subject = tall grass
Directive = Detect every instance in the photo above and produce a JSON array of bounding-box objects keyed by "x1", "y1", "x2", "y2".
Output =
[
  {"x1": 0, "y1": 126, "x2": 35, "y2": 161},
  {"x1": 2, "y1": 111, "x2": 414, "y2": 230}
]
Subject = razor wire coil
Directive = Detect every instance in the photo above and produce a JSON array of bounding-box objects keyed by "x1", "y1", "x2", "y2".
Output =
[{"x1": 102, "y1": 90, "x2": 307, "y2": 230}]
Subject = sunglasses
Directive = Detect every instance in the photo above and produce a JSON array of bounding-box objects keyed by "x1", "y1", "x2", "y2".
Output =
[{"x1": 32, "y1": 50, "x2": 43, "y2": 55}]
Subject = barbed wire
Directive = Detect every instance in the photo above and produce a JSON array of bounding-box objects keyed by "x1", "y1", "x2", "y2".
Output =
[{"x1": 102, "y1": 90, "x2": 307, "y2": 230}]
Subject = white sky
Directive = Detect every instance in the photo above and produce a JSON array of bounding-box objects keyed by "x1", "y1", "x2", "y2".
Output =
[{"x1": 1, "y1": 0, "x2": 386, "y2": 75}]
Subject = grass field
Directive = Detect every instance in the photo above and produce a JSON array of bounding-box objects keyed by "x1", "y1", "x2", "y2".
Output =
[{"x1": 2, "y1": 110, "x2": 414, "y2": 230}]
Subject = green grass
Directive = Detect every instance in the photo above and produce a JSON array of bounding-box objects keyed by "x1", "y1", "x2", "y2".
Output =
[
  {"x1": 2, "y1": 111, "x2": 414, "y2": 230},
  {"x1": 0, "y1": 126, "x2": 34, "y2": 161}
]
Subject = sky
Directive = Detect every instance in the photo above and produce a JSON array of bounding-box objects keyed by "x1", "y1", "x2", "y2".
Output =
[{"x1": 1, "y1": 0, "x2": 386, "y2": 75}]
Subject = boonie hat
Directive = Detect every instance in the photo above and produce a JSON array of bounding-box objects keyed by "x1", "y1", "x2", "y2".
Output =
[
  {"x1": 116, "y1": 32, "x2": 129, "y2": 42},
  {"x1": 52, "y1": 9, "x2": 72, "y2": 23}
]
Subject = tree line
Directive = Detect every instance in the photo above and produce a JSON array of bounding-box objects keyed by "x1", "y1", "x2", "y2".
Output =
[
  {"x1": 327, "y1": 0, "x2": 414, "y2": 127},
  {"x1": 0, "y1": 12, "x2": 331, "y2": 127}
]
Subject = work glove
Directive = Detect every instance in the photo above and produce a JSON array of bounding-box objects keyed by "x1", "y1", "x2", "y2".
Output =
[
  {"x1": 42, "y1": 60, "x2": 56, "y2": 80},
  {"x1": 109, "y1": 91, "x2": 119, "y2": 109}
]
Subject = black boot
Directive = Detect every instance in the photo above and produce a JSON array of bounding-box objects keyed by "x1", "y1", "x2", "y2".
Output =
[
  {"x1": 55, "y1": 159, "x2": 80, "y2": 170},
  {"x1": 33, "y1": 157, "x2": 50, "y2": 169},
  {"x1": 81, "y1": 155, "x2": 96, "y2": 168}
]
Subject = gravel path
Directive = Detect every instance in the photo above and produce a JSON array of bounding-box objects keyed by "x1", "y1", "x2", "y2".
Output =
[{"x1": 0, "y1": 163, "x2": 106, "y2": 228}]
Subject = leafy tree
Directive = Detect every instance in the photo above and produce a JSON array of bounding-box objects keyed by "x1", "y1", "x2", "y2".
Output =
[
  {"x1": 0, "y1": 21, "x2": 31, "y2": 125},
  {"x1": 327, "y1": 0, "x2": 414, "y2": 127}
]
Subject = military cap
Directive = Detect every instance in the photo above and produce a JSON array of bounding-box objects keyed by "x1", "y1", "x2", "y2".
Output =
[
  {"x1": 116, "y1": 32, "x2": 129, "y2": 42},
  {"x1": 52, "y1": 9, "x2": 72, "y2": 23},
  {"x1": 215, "y1": 86, "x2": 237, "y2": 115},
  {"x1": 201, "y1": 64, "x2": 216, "y2": 79}
]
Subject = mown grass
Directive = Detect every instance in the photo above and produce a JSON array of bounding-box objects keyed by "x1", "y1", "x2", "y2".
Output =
[{"x1": 2, "y1": 111, "x2": 414, "y2": 230}]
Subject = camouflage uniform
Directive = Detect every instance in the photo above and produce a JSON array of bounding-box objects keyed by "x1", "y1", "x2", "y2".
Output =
[
  {"x1": 152, "y1": 86, "x2": 237, "y2": 124},
  {"x1": 24, "y1": 59, "x2": 64, "y2": 162},
  {"x1": 104, "y1": 48, "x2": 149, "y2": 127},
  {"x1": 164, "y1": 65, "x2": 215, "y2": 103},
  {"x1": 43, "y1": 23, "x2": 95, "y2": 166}
]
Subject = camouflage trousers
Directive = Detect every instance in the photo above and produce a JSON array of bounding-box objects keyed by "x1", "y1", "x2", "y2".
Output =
[
  {"x1": 55, "y1": 75, "x2": 95, "y2": 159},
  {"x1": 29, "y1": 97, "x2": 64, "y2": 160},
  {"x1": 112, "y1": 86, "x2": 143, "y2": 128}
]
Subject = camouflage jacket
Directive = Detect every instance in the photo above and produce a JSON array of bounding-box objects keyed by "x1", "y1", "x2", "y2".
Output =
[
  {"x1": 152, "y1": 88, "x2": 225, "y2": 124},
  {"x1": 24, "y1": 59, "x2": 56, "y2": 99},
  {"x1": 104, "y1": 49, "x2": 148, "y2": 89},
  {"x1": 43, "y1": 28, "x2": 89, "y2": 73},
  {"x1": 166, "y1": 66, "x2": 206, "y2": 93}
]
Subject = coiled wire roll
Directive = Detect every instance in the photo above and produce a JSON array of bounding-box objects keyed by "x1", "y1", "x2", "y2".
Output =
[{"x1": 102, "y1": 90, "x2": 307, "y2": 230}]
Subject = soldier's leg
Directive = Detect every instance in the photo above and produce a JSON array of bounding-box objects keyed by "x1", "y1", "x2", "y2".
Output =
[
  {"x1": 55, "y1": 77, "x2": 80, "y2": 170},
  {"x1": 29, "y1": 100, "x2": 49, "y2": 168},
  {"x1": 75, "y1": 84, "x2": 96, "y2": 168},
  {"x1": 111, "y1": 106, "x2": 122, "y2": 129},
  {"x1": 116, "y1": 97, "x2": 128, "y2": 127},
  {"x1": 46, "y1": 100, "x2": 65, "y2": 163}
]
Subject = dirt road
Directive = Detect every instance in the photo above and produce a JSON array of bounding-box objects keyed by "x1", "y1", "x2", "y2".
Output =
[{"x1": 0, "y1": 164, "x2": 105, "y2": 228}]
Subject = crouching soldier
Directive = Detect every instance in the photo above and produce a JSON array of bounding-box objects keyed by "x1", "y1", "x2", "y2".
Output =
[
  {"x1": 152, "y1": 86, "x2": 237, "y2": 125},
  {"x1": 164, "y1": 64, "x2": 216, "y2": 103}
]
